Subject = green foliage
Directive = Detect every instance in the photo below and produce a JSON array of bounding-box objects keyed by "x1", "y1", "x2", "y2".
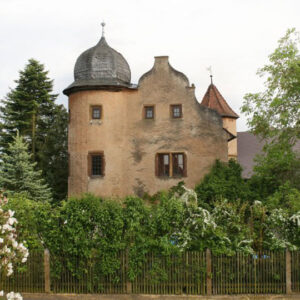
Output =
[
  {"x1": 212, "y1": 200, "x2": 252, "y2": 254},
  {"x1": 241, "y1": 28, "x2": 300, "y2": 190},
  {"x1": 0, "y1": 133, "x2": 52, "y2": 202},
  {"x1": 47, "y1": 194, "x2": 125, "y2": 278},
  {"x1": 4, "y1": 193, "x2": 52, "y2": 250},
  {"x1": 7, "y1": 184, "x2": 300, "y2": 280},
  {"x1": 265, "y1": 182, "x2": 300, "y2": 213},
  {"x1": 250, "y1": 142, "x2": 300, "y2": 194},
  {"x1": 195, "y1": 159, "x2": 249, "y2": 208},
  {"x1": 0, "y1": 59, "x2": 57, "y2": 156},
  {"x1": 242, "y1": 28, "x2": 300, "y2": 142},
  {"x1": 0, "y1": 59, "x2": 68, "y2": 202},
  {"x1": 37, "y1": 105, "x2": 68, "y2": 203}
]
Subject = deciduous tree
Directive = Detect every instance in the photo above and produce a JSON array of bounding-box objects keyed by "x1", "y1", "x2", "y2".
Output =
[{"x1": 241, "y1": 28, "x2": 300, "y2": 189}]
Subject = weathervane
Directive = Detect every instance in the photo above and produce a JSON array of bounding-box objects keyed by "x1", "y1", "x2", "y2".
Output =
[
  {"x1": 101, "y1": 22, "x2": 106, "y2": 37},
  {"x1": 206, "y1": 66, "x2": 213, "y2": 84}
]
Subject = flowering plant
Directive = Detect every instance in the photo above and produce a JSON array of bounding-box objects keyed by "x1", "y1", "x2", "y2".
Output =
[{"x1": 0, "y1": 195, "x2": 29, "y2": 300}]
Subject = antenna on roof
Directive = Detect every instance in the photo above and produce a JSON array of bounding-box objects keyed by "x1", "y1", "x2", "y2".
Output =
[
  {"x1": 206, "y1": 66, "x2": 213, "y2": 84},
  {"x1": 101, "y1": 21, "x2": 106, "y2": 37}
]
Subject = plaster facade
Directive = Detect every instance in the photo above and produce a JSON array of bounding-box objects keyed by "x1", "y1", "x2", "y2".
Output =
[
  {"x1": 68, "y1": 56, "x2": 228, "y2": 198},
  {"x1": 222, "y1": 117, "x2": 237, "y2": 160}
]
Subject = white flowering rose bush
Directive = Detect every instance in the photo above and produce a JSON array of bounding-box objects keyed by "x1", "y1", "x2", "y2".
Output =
[
  {"x1": 264, "y1": 208, "x2": 300, "y2": 250},
  {"x1": 172, "y1": 187, "x2": 254, "y2": 254},
  {"x1": 171, "y1": 187, "x2": 217, "y2": 251},
  {"x1": 212, "y1": 200, "x2": 253, "y2": 255},
  {"x1": 0, "y1": 195, "x2": 29, "y2": 300}
]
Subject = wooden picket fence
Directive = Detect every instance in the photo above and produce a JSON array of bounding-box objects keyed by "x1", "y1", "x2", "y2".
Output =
[
  {"x1": 212, "y1": 251, "x2": 286, "y2": 294},
  {"x1": 0, "y1": 250, "x2": 299, "y2": 295},
  {"x1": 292, "y1": 251, "x2": 300, "y2": 292},
  {"x1": 132, "y1": 252, "x2": 206, "y2": 294},
  {"x1": 0, "y1": 251, "x2": 44, "y2": 293},
  {"x1": 50, "y1": 252, "x2": 128, "y2": 294}
]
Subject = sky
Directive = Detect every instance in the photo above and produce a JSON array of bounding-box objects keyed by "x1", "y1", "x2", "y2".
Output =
[{"x1": 0, "y1": 0, "x2": 299, "y2": 131}]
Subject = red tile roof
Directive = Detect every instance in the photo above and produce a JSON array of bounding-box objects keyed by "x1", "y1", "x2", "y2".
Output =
[{"x1": 201, "y1": 84, "x2": 239, "y2": 119}]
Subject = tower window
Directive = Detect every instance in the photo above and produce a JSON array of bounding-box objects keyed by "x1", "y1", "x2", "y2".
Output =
[
  {"x1": 92, "y1": 155, "x2": 102, "y2": 175},
  {"x1": 144, "y1": 106, "x2": 154, "y2": 119},
  {"x1": 91, "y1": 106, "x2": 102, "y2": 119},
  {"x1": 171, "y1": 104, "x2": 182, "y2": 118},
  {"x1": 156, "y1": 153, "x2": 186, "y2": 177},
  {"x1": 88, "y1": 152, "x2": 104, "y2": 177}
]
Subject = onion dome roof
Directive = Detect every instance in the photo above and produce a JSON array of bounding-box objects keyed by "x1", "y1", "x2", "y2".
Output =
[{"x1": 63, "y1": 28, "x2": 135, "y2": 95}]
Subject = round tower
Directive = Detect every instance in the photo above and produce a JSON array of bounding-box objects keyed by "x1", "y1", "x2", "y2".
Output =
[{"x1": 64, "y1": 25, "x2": 137, "y2": 197}]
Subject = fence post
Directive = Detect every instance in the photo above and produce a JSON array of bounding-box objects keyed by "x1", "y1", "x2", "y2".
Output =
[
  {"x1": 44, "y1": 248, "x2": 51, "y2": 293},
  {"x1": 206, "y1": 248, "x2": 212, "y2": 295},
  {"x1": 286, "y1": 249, "x2": 292, "y2": 294},
  {"x1": 125, "y1": 249, "x2": 132, "y2": 294}
]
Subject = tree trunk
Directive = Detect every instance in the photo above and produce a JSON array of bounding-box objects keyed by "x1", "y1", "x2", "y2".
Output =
[{"x1": 32, "y1": 112, "x2": 36, "y2": 160}]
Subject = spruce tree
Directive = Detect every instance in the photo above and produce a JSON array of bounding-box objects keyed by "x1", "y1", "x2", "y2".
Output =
[
  {"x1": 38, "y1": 105, "x2": 68, "y2": 203},
  {"x1": 0, "y1": 59, "x2": 58, "y2": 158},
  {"x1": 0, "y1": 133, "x2": 52, "y2": 202},
  {"x1": 0, "y1": 59, "x2": 68, "y2": 202}
]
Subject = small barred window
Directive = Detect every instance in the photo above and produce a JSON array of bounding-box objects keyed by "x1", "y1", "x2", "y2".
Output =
[
  {"x1": 88, "y1": 152, "x2": 104, "y2": 177},
  {"x1": 144, "y1": 106, "x2": 154, "y2": 119},
  {"x1": 91, "y1": 106, "x2": 102, "y2": 119},
  {"x1": 171, "y1": 105, "x2": 182, "y2": 118},
  {"x1": 92, "y1": 155, "x2": 102, "y2": 176}
]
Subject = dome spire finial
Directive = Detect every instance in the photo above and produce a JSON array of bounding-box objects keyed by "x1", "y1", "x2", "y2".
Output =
[
  {"x1": 101, "y1": 22, "x2": 106, "y2": 37},
  {"x1": 206, "y1": 66, "x2": 213, "y2": 84}
]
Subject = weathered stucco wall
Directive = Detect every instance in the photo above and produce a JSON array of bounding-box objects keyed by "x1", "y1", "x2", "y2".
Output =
[
  {"x1": 68, "y1": 56, "x2": 228, "y2": 198},
  {"x1": 222, "y1": 117, "x2": 237, "y2": 160},
  {"x1": 68, "y1": 89, "x2": 134, "y2": 197}
]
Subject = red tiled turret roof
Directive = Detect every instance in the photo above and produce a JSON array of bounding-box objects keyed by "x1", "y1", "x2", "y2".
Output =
[{"x1": 201, "y1": 83, "x2": 239, "y2": 119}]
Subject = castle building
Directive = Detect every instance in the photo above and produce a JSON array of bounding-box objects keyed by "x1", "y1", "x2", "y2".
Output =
[{"x1": 64, "y1": 26, "x2": 238, "y2": 197}]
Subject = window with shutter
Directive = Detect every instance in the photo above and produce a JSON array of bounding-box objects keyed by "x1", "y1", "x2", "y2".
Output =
[{"x1": 156, "y1": 152, "x2": 186, "y2": 178}]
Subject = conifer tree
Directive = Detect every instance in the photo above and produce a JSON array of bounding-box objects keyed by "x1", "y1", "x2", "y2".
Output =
[
  {"x1": 0, "y1": 133, "x2": 52, "y2": 202},
  {"x1": 0, "y1": 59, "x2": 57, "y2": 159},
  {"x1": 0, "y1": 59, "x2": 68, "y2": 202},
  {"x1": 38, "y1": 104, "x2": 68, "y2": 203}
]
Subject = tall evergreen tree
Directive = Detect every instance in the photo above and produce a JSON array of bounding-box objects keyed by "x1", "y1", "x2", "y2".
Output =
[
  {"x1": 0, "y1": 59, "x2": 68, "y2": 202},
  {"x1": 0, "y1": 133, "x2": 52, "y2": 202},
  {"x1": 0, "y1": 59, "x2": 57, "y2": 158},
  {"x1": 38, "y1": 105, "x2": 68, "y2": 203}
]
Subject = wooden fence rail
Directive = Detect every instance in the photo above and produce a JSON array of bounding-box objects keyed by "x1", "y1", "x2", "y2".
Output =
[{"x1": 0, "y1": 250, "x2": 299, "y2": 295}]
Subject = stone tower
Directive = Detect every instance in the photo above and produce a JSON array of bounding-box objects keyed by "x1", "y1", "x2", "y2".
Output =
[
  {"x1": 201, "y1": 80, "x2": 239, "y2": 160},
  {"x1": 64, "y1": 28, "x2": 229, "y2": 198}
]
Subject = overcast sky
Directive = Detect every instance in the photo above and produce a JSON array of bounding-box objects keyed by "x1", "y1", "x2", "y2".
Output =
[{"x1": 0, "y1": 0, "x2": 299, "y2": 131}]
